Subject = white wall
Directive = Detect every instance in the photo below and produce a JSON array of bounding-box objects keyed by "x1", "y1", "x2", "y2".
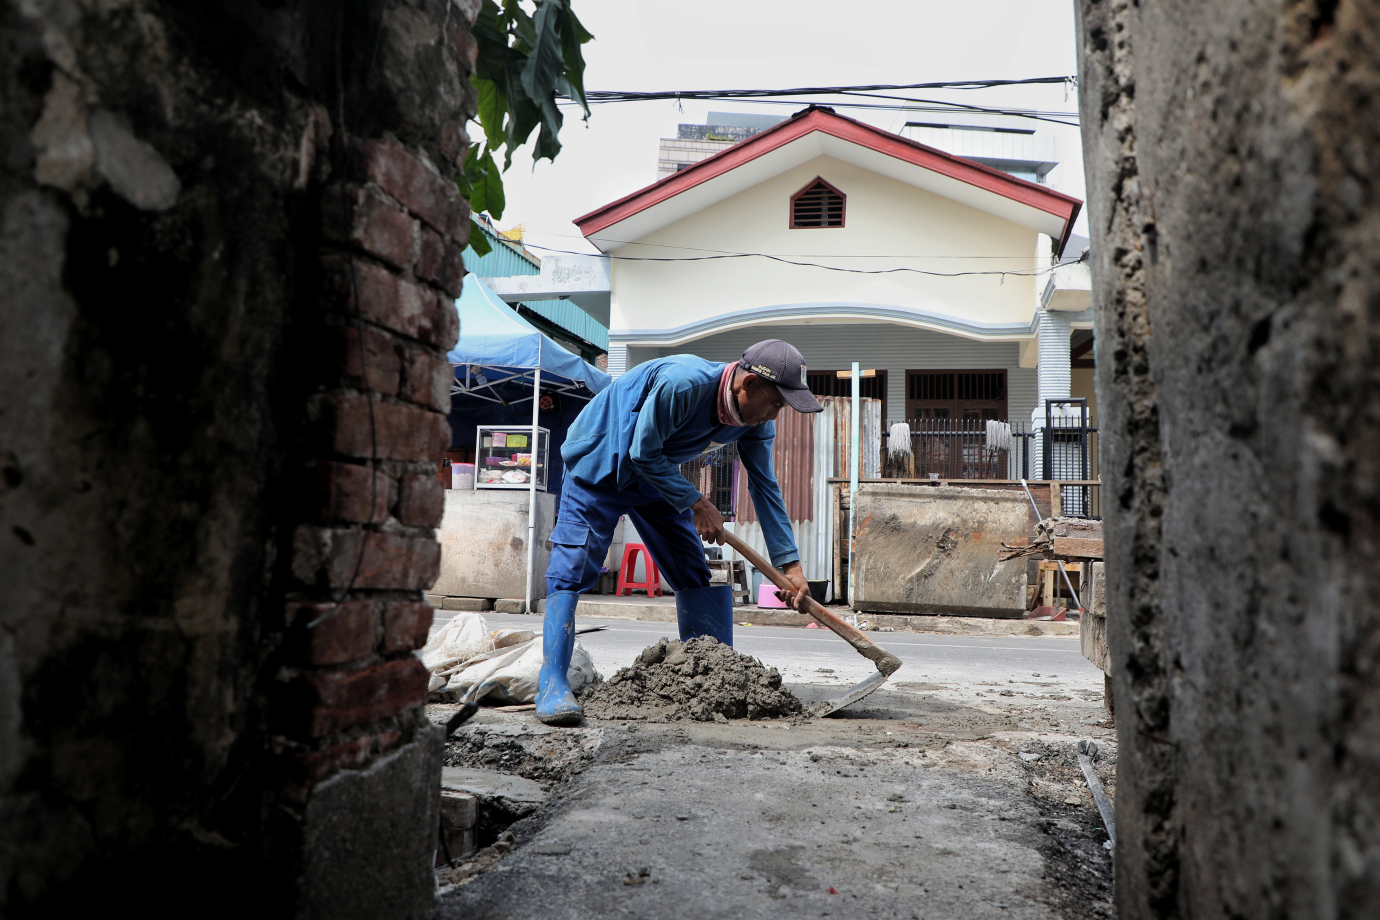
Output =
[
  {"x1": 630, "y1": 323, "x2": 1037, "y2": 426},
  {"x1": 609, "y1": 154, "x2": 1043, "y2": 339}
]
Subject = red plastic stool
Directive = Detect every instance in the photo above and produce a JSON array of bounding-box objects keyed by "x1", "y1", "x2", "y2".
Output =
[{"x1": 616, "y1": 543, "x2": 662, "y2": 597}]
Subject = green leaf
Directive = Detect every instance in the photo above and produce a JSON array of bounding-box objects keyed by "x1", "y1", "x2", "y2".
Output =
[
  {"x1": 466, "y1": 221, "x2": 493, "y2": 258},
  {"x1": 473, "y1": 77, "x2": 509, "y2": 149},
  {"x1": 472, "y1": 0, "x2": 505, "y2": 42},
  {"x1": 502, "y1": 67, "x2": 542, "y2": 169},
  {"x1": 558, "y1": 1, "x2": 593, "y2": 116},
  {"x1": 478, "y1": 150, "x2": 506, "y2": 220},
  {"x1": 462, "y1": 145, "x2": 506, "y2": 220},
  {"x1": 504, "y1": 0, "x2": 538, "y2": 50},
  {"x1": 521, "y1": 0, "x2": 566, "y2": 108},
  {"x1": 532, "y1": 93, "x2": 564, "y2": 163}
]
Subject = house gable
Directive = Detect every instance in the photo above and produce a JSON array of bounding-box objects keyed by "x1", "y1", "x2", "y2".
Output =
[
  {"x1": 576, "y1": 106, "x2": 1081, "y2": 256},
  {"x1": 606, "y1": 154, "x2": 1045, "y2": 338}
]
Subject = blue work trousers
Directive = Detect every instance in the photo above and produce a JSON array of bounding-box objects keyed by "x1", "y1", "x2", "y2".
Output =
[{"x1": 547, "y1": 476, "x2": 711, "y2": 595}]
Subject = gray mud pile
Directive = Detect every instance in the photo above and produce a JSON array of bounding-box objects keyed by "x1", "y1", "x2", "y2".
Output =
[{"x1": 580, "y1": 636, "x2": 804, "y2": 722}]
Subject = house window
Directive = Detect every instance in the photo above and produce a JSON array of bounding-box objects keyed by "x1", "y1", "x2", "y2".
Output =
[
  {"x1": 790, "y1": 177, "x2": 845, "y2": 228},
  {"x1": 905, "y1": 370, "x2": 1007, "y2": 421},
  {"x1": 807, "y1": 369, "x2": 887, "y2": 420}
]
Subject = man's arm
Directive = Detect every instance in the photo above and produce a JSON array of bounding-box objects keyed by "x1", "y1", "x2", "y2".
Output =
[{"x1": 736, "y1": 428, "x2": 810, "y2": 609}]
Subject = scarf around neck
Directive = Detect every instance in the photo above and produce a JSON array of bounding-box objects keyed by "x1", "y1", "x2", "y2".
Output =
[{"x1": 716, "y1": 362, "x2": 747, "y2": 427}]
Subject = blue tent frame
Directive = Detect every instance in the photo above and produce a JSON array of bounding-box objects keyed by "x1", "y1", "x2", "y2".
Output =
[{"x1": 448, "y1": 273, "x2": 610, "y2": 406}]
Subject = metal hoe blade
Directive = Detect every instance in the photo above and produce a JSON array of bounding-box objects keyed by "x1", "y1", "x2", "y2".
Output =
[
  {"x1": 719, "y1": 532, "x2": 902, "y2": 717},
  {"x1": 817, "y1": 670, "x2": 892, "y2": 717}
]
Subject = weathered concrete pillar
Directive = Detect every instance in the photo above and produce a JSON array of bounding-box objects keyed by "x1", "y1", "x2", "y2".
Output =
[
  {"x1": 0, "y1": 1, "x2": 478, "y2": 915},
  {"x1": 1075, "y1": 1, "x2": 1380, "y2": 917}
]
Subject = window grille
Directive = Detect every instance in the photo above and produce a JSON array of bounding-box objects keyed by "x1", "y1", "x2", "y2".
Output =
[
  {"x1": 679, "y1": 442, "x2": 738, "y2": 518},
  {"x1": 790, "y1": 177, "x2": 845, "y2": 228},
  {"x1": 905, "y1": 369, "x2": 1007, "y2": 420}
]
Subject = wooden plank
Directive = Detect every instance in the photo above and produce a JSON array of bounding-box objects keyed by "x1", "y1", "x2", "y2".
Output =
[{"x1": 1052, "y1": 535, "x2": 1104, "y2": 558}]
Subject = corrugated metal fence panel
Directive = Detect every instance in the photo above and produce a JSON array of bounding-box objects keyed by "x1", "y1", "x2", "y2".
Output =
[
  {"x1": 521, "y1": 299, "x2": 610, "y2": 350},
  {"x1": 818, "y1": 396, "x2": 881, "y2": 478},
  {"x1": 731, "y1": 519, "x2": 829, "y2": 584},
  {"x1": 465, "y1": 227, "x2": 542, "y2": 279},
  {"x1": 653, "y1": 323, "x2": 1039, "y2": 431},
  {"x1": 813, "y1": 404, "x2": 836, "y2": 593},
  {"x1": 735, "y1": 404, "x2": 815, "y2": 524}
]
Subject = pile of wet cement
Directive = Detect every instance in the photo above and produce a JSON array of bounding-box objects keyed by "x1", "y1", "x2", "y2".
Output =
[{"x1": 579, "y1": 636, "x2": 804, "y2": 722}]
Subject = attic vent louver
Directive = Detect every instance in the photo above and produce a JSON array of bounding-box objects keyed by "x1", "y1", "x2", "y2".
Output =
[{"x1": 790, "y1": 177, "x2": 845, "y2": 228}]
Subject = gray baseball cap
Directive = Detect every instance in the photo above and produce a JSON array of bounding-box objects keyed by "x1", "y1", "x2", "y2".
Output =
[{"x1": 738, "y1": 339, "x2": 823, "y2": 414}]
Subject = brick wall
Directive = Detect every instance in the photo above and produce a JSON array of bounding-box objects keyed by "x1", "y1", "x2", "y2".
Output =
[
  {"x1": 0, "y1": 0, "x2": 479, "y2": 915},
  {"x1": 277, "y1": 136, "x2": 467, "y2": 795}
]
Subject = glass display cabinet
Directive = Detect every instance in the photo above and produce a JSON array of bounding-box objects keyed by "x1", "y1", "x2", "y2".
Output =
[{"x1": 474, "y1": 425, "x2": 550, "y2": 491}]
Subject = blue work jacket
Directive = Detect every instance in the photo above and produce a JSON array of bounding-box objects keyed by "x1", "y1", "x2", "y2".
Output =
[{"x1": 561, "y1": 355, "x2": 800, "y2": 567}]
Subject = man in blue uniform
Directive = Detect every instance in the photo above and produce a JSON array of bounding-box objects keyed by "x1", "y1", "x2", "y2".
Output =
[{"x1": 536, "y1": 339, "x2": 824, "y2": 725}]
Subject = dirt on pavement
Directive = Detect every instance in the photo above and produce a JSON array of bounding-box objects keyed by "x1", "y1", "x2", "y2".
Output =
[{"x1": 580, "y1": 636, "x2": 805, "y2": 723}]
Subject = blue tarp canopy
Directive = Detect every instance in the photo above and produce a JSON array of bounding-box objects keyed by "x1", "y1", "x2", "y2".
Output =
[{"x1": 448, "y1": 273, "x2": 610, "y2": 405}]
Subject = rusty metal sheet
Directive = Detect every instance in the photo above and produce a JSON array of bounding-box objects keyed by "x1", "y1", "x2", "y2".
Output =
[
  {"x1": 737, "y1": 398, "x2": 815, "y2": 524},
  {"x1": 850, "y1": 484, "x2": 1029, "y2": 617}
]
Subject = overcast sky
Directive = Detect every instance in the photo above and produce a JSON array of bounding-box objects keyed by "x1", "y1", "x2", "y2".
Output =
[{"x1": 493, "y1": 0, "x2": 1086, "y2": 256}]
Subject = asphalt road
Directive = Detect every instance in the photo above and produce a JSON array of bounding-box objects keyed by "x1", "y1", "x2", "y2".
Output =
[{"x1": 459, "y1": 611, "x2": 1101, "y2": 690}]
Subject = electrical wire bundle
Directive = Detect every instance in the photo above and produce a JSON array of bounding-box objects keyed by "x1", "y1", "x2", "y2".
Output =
[{"x1": 557, "y1": 76, "x2": 1080, "y2": 126}]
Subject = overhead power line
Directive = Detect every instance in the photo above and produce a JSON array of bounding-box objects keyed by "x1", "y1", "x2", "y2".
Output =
[
  {"x1": 525, "y1": 244, "x2": 1087, "y2": 278},
  {"x1": 558, "y1": 79, "x2": 1081, "y2": 126},
  {"x1": 571, "y1": 76, "x2": 1074, "y2": 102}
]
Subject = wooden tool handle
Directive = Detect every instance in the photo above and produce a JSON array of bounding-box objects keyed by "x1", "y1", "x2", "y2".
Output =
[{"x1": 720, "y1": 532, "x2": 901, "y2": 677}]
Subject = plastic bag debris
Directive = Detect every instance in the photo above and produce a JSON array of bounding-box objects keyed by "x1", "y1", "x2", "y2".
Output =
[{"x1": 421, "y1": 612, "x2": 600, "y2": 705}]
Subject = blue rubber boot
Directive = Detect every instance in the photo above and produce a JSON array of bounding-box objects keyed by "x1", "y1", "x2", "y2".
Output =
[
  {"x1": 675, "y1": 584, "x2": 735, "y2": 647},
  {"x1": 536, "y1": 591, "x2": 583, "y2": 725}
]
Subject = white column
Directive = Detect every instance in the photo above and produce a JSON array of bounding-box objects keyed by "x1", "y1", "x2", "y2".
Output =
[
  {"x1": 605, "y1": 343, "x2": 628, "y2": 378},
  {"x1": 1034, "y1": 309, "x2": 1073, "y2": 482},
  {"x1": 1036, "y1": 308, "x2": 1073, "y2": 408}
]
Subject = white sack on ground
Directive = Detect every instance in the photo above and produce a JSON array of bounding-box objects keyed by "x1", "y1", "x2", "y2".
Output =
[
  {"x1": 441, "y1": 638, "x2": 599, "y2": 705},
  {"x1": 419, "y1": 611, "x2": 600, "y2": 703},
  {"x1": 419, "y1": 612, "x2": 494, "y2": 674}
]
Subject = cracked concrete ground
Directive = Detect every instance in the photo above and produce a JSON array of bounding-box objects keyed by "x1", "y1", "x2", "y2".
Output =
[{"x1": 431, "y1": 616, "x2": 1116, "y2": 919}]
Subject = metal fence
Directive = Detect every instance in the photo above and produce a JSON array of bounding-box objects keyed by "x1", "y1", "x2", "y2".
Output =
[
  {"x1": 882, "y1": 418, "x2": 1013, "y2": 480},
  {"x1": 883, "y1": 399, "x2": 1101, "y2": 518},
  {"x1": 679, "y1": 441, "x2": 739, "y2": 518},
  {"x1": 1037, "y1": 399, "x2": 1100, "y2": 517}
]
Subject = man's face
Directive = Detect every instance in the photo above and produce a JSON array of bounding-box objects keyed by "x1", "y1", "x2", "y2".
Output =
[{"x1": 737, "y1": 373, "x2": 787, "y2": 425}]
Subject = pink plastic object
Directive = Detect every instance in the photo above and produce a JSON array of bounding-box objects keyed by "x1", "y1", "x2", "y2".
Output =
[{"x1": 756, "y1": 583, "x2": 789, "y2": 608}]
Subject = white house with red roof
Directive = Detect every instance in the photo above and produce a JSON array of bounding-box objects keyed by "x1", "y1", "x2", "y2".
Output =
[{"x1": 571, "y1": 105, "x2": 1092, "y2": 432}]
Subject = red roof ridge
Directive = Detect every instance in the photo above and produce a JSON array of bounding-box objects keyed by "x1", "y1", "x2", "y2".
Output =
[{"x1": 574, "y1": 105, "x2": 1082, "y2": 255}]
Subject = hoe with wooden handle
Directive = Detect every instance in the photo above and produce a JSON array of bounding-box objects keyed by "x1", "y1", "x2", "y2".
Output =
[{"x1": 720, "y1": 531, "x2": 902, "y2": 717}]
